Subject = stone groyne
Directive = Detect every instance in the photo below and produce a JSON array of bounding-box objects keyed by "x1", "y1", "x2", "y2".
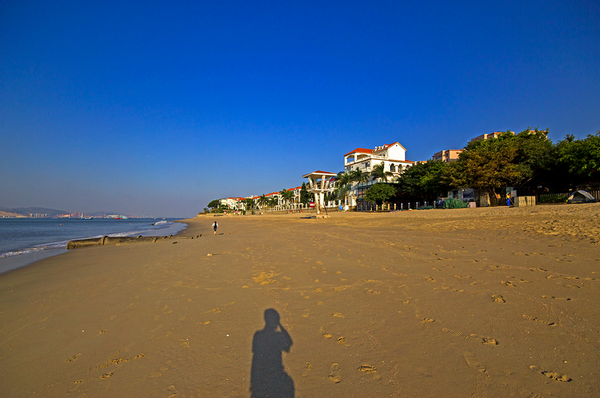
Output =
[{"x1": 66, "y1": 234, "x2": 201, "y2": 250}]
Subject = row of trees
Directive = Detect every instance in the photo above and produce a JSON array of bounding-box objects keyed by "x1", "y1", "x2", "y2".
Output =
[{"x1": 335, "y1": 128, "x2": 600, "y2": 207}]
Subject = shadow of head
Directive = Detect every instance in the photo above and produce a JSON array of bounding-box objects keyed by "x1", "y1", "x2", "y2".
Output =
[
  {"x1": 264, "y1": 308, "x2": 280, "y2": 330},
  {"x1": 250, "y1": 309, "x2": 294, "y2": 398}
]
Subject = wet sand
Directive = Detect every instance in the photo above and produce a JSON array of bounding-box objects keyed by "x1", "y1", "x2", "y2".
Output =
[{"x1": 1, "y1": 204, "x2": 599, "y2": 397}]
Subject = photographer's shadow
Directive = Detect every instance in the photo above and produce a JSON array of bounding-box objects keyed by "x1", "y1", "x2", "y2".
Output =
[{"x1": 250, "y1": 309, "x2": 294, "y2": 398}]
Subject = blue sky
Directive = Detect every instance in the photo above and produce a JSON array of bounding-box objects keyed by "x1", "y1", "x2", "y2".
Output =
[{"x1": 1, "y1": 1, "x2": 599, "y2": 217}]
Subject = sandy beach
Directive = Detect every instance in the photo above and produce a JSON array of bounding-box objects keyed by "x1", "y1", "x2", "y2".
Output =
[{"x1": 1, "y1": 204, "x2": 599, "y2": 397}]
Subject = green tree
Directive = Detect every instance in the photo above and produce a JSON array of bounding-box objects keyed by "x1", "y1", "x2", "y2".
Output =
[
  {"x1": 350, "y1": 169, "x2": 368, "y2": 184},
  {"x1": 257, "y1": 194, "x2": 268, "y2": 210},
  {"x1": 334, "y1": 171, "x2": 353, "y2": 205},
  {"x1": 364, "y1": 183, "x2": 397, "y2": 207},
  {"x1": 556, "y1": 131, "x2": 600, "y2": 184},
  {"x1": 268, "y1": 196, "x2": 278, "y2": 208},
  {"x1": 512, "y1": 127, "x2": 554, "y2": 189},
  {"x1": 398, "y1": 160, "x2": 450, "y2": 199},
  {"x1": 447, "y1": 133, "x2": 520, "y2": 205},
  {"x1": 243, "y1": 198, "x2": 255, "y2": 212},
  {"x1": 207, "y1": 199, "x2": 220, "y2": 210},
  {"x1": 370, "y1": 162, "x2": 393, "y2": 182},
  {"x1": 445, "y1": 129, "x2": 554, "y2": 205},
  {"x1": 300, "y1": 182, "x2": 310, "y2": 205},
  {"x1": 280, "y1": 189, "x2": 294, "y2": 206}
]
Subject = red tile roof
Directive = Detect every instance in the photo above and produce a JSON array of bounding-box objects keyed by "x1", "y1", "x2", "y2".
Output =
[
  {"x1": 302, "y1": 170, "x2": 337, "y2": 178},
  {"x1": 344, "y1": 148, "x2": 373, "y2": 157}
]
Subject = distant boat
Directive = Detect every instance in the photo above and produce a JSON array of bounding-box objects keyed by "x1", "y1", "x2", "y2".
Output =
[
  {"x1": 114, "y1": 216, "x2": 129, "y2": 220},
  {"x1": 80, "y1": 216, "x2": 94, "y2": 220}
]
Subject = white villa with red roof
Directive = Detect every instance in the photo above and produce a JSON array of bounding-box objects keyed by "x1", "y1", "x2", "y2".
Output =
[
  {"x1": 344, "y1": 142, "x2": 413, "y2": 176},
  {"x1": 342, "y1": 142, "x2": 413, "y2": 209}
]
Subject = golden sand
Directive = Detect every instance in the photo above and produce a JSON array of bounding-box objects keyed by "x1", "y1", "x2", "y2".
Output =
[{"x1": 1, "y1": 204, "x2": 599, "y2": 397}]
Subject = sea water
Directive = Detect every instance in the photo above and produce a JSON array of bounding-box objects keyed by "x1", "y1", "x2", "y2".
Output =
[{"x1": 0, "y1": 218, "x2": 187, "y2": 274}]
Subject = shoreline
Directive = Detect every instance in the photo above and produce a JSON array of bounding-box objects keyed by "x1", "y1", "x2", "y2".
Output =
[
  {"x1": 1, "y1": 205, "x2": 598, "y2": 397},
  {"x1": 0, "y1": 219, "x2": 188, "y2": 275}
]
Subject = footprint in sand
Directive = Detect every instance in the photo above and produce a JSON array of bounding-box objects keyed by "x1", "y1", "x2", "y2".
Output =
[
  {"x1": 442, "y1": 286, "x2": 464, "y2": 292},
  {"x1": 99, "y1": 373, "x2": 113, "y2": 380},
  {"x1": 542, "y1": 295, "x2": 571, "y2": 301},
  {"x1": 463, "y1": 352, "x2": 486, "y2": 373},
  {"x1": 481, "y1": 337, "x2": 498, "y2": 345},
  {"x1": 357, "y1": 364, "x2": 376, "y2": 374},
  {"x1": 425, "y1": 276, "x2": 435, "y2": 282},
  {"x1": 529, "y1": 365, "x2": 571, "y2": 382},
  {"x1": 301, "y1": 362, "x2": 313, "y2": 377},
  {"x1": 442, "y1": 328, "x2": 499, "y2": 345},
  {"x1": 421, "y1": 318, "x2": 435, "y2": 323},
  {"x1": 454, "y1": 275, "x2": 472, "y2": 279},
  {"x1": 492, "y1": 295, "x2": 505, "y2": 303},
  {"x1": 337, "y1": 337, "x2": 347, "y2": 344},
  {"x1": 358, "y1": 364, "x2": 380, "y2": 379},
  {"x1": 332, "y1": 313, "x2": 345, "y2": 318},
  {"x1": 523, "y1": 314, "x2": 557, "y2": 326},
  {"x1": 501, "y1": 281, "x2": 517, "y2": 287},
  {"x1": 66, "y1": 354, "x2": 81, "y2": 363},
  {"x1": 302, "y1": 309, "x2": 310, "y2": 318},
  {"x1": 167, "y1": 385, "x2": 179, "y2": 397},
  {"x1": 328, "y1": 363, "x2": 342, "y2": 383}
]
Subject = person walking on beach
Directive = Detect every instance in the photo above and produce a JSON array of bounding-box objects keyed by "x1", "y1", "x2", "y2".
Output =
[{"x1": 212, "y1": 221, "x2": 218, "y2": 235}]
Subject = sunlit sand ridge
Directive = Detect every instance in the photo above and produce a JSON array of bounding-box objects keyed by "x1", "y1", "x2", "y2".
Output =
[{"x1": 0, "y1": 204, "x2": 598, "y2": 397}]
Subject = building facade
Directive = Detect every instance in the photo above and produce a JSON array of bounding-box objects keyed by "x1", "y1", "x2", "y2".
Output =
[
  {"x1": 344, "y1": 142, "x2": 413, "y2": 177},
  {"x1": 432, "y1": 149, "x2": 462, "y2": 163}
]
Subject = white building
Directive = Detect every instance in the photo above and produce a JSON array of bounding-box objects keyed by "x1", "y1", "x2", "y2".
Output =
[
  {"x1": 344, "y1": 142, "x2": 413, "y2": 177},
  {"x1": 342, "y1": 142, "x2": 413, "y2": 209}
]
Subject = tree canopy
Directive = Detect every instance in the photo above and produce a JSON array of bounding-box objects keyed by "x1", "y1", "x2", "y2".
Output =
[
  {"x1": 207, "y1": 199, "x2": 220, "y2": 209},
  {"x1": 443, "y1": 128, "x2": 554, "y2": 204},
  {"x1": 300, "y1": 182, "x2": 310, "y2": 204},
  {"x1": 364, "y1": 183, "x2": 397, "y2": 206},
  {"x1": 397, "y1": 160, "x2": 450, "y2": 199},
  {"x1": 556, "y1": 131, "x2": 600, "y2": 183},
  {"x1": 370, "y1": 162, "x2": 393, "y2": 182}
]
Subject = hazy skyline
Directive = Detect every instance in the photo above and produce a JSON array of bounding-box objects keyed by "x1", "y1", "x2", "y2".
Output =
[{"x1": 1, "y1": 1, "x2": 599, "y2": 217}]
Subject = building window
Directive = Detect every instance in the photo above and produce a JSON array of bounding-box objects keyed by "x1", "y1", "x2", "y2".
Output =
[{"x1": 390, "y1": 164, "x2": 396, "y2": 172}]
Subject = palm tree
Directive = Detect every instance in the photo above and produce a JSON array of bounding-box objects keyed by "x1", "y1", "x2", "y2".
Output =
[
  {"x1": 335, "y1": 171, "x2": 353, "y2": 206},
  {"x1": 370, "y1": 162, "x2": 393, "y2": 182},
  {"x1": 350, "y1": 168, "x2": 368, "y2": 184},
  {"x1": 268, "y1": 196, "x2": 278, "y2": 208},
  {"x1": 243, "y1": 198, "x2": 255, "y2": 212},
  {"x1": 280, "y1": 189, "x2": 294, "y2": 208},
  {"x1": 257, "y1": 194, "x2": 268, "y2": 210}
]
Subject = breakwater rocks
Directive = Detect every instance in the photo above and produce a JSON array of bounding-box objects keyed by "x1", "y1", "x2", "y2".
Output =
[{"x1": 66, "y1": 234, "x2": 202, "y2": 250}]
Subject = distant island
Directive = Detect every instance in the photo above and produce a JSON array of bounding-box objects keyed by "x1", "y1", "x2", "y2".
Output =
[{"x1": 0, "y1": 207, "x2": 140, "y2": 219}]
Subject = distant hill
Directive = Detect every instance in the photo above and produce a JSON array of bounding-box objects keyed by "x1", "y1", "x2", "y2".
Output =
[{"x1": 0, "y1": 210, "x2": 25, "y2": 218}]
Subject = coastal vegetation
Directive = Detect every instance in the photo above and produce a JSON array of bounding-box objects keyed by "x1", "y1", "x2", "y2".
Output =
[
  {"x1": 204, "y1": 128, "x2": 599, "y2": 213},
  {"x1": 362, "y1": 128, "x2": 599, "y2": 208}
]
